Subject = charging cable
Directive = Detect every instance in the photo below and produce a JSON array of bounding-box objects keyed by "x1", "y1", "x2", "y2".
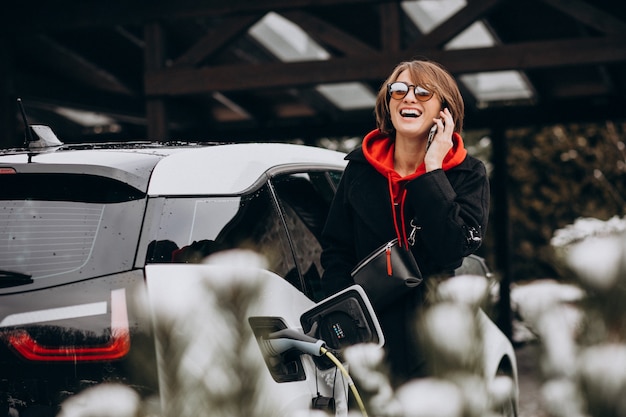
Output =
[
  {"x1": 320, "y1": 346, "x2": 367, "y2": 417},
  {"x1": 260, "y1": 329, "x2": 368, "y2": 417}
]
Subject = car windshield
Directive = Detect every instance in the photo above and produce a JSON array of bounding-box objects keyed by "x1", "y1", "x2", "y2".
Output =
[{"x1": 0, "y1": 173, "x2": 146, "y2": 289}]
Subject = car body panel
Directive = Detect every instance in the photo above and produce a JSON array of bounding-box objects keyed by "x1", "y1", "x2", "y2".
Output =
[
  {"x1": 480, "y1": 310, "x2": 519, "y2": 405},
  {"x1": 144, "y1": 262, "x2": 350, "y2": 415},
  {"x1": 146, "y1": 143, "x2": 347, "y2": 196},
  {"x1": 0, "y1": 148, "x2": 173, "y2": 191}
]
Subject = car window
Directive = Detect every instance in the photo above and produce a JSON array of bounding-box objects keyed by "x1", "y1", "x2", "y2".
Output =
[
  {"x1": 271, "y1": 171, "x2": 340, "y2": 301},
  {"x1": 0, "y1": 173, "x2": 146, "y2": 289},
  {"x1": 141, "y1": 184, "x2": 301, "y2": 290},
  {"x1": 327, "y1": 171, "x2": 343, "y2": 189}
]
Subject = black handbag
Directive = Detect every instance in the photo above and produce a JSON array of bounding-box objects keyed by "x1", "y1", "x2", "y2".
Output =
[{"x1": 350, "y1": 238, "x2": 423, "y2": 310}]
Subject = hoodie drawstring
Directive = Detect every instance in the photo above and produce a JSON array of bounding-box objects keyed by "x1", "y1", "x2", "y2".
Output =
[
  {"x1": 387, "y1": 174, "x2": 411, "y2": 249},
  {"x1": 399, "y1": 189, "x2": 409, "y2": 248}
]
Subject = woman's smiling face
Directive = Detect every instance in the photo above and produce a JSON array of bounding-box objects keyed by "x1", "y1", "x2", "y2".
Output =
[{"x1": 389, "y1": 70, "x2": 443, "y2": 141}]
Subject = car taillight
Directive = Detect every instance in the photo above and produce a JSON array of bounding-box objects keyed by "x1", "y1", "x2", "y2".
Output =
[
  {"x1": 4, "y1": 289, "x2": 130, "y2": 362},
  {"x1": 0, "y1": 167, "x2": 17, "y2": 174}
]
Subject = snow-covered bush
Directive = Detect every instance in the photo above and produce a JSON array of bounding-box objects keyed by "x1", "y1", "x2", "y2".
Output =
[
  {"x1": 518, "y1": 216, "x2": 626, "y2": 417},
  {"x1": 344, "y1": 273, "x2": 515, "y2": 417}
]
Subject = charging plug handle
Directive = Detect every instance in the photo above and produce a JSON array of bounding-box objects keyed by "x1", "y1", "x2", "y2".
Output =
[{"x1": 261, "y1": 329, "x2": 326, "y2": 357}]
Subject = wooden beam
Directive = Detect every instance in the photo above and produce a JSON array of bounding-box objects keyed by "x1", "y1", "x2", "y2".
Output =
[
  {"x1": 14, "y1": 72, "x2": 146, "y2": 123},
  {"x1": 145, "y1": 35, "x2": 626, "y2": 96},
  {"x1": 172, "y1": 14, "x2": 263, "y2": 67},
  {"x1": 20, "y1": 35, "x2": 135, "y2": 95},
  {"x1": 280, "y1": 10, "x2": 377, "y2": 55},
  {"x1": 441, "y1": 36, "x2": 626, "y2": 73},
  {"x1": 539, "y1": 0, "x2": 626, "y2": 35},
  {"x1": 549, "y1": 81, "x2": 610, "y2": 98},
  {"x1": 2, "y1": 0, "x2": 396, "y2": 33},
  {"x1": 407, "y1": 0, "x2": 504, "y2": 50},
  {"x1": 466, "y1": 95, "x2": 626, "y2": 129},
  {"x1": 165, "y1": 93, "x2": 626, "y2": 141}
]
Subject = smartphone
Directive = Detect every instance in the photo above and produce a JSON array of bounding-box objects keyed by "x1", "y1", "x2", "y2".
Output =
[{"x1": 426, "y1": 124, "x2": 437, "y2": 151}]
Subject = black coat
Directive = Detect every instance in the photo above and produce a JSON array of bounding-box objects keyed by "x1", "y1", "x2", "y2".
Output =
[{"x1": 320, "y1": 146, "x2": 489, "y2": 384}]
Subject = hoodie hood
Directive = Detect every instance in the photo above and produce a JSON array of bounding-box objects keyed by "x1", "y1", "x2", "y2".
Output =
[
  {"x1": 360, "y1": 128, "x2": 468, "y2": 248},
  {"x1": 362, "y1": 128, "x2": 467, "y2": 182}
]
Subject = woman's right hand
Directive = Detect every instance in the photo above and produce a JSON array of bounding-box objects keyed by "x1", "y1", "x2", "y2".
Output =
[{"x1": 424, "y1": 108, "x2": 455, "y2": 172}]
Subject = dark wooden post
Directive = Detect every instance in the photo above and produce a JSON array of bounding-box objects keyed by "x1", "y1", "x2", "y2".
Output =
[
  {"x1": 144, "y1": 22, "x2": 169, "y2": 141},
  {"x1": 380, "y1": 2, "x2": 401, "y2": 54},
  {"x1": 0, "y1": 36, "x2": 17, "y2": 149},
  {"x1": 491, "y1": 125, "x2": 513, "y2": 341}
]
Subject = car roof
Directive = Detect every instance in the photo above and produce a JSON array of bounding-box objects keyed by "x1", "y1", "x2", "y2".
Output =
[{"x1": 0, "y1": 142, "x2": 348, "y2": 195}]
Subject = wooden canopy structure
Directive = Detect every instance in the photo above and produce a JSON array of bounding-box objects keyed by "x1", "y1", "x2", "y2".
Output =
[{"x1": 1, "y1": 0, "x2": 624, "y2": 146}]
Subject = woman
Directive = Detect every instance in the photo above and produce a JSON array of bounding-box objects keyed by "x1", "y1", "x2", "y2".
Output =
[{"x1": 320, "y1": 59, "x2": 489, "y2": 385}]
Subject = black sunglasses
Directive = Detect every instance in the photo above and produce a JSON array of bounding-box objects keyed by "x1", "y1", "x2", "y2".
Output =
[{"x1": 387, "y1": 82, "x2": 435, "y2": 102}]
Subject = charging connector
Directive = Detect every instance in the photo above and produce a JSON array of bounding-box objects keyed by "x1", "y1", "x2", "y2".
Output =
[
  {"x1": 260, "y1": 328, "x2": 325, "y2": 357},
  {"x1": 259, "y1": 327, "x2": 369, "y2": 417}
]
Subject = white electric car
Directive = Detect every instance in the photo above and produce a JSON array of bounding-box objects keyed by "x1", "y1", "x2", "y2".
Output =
[{"x1": 0, "y1": 128, "x2": 517, "y2": 416}]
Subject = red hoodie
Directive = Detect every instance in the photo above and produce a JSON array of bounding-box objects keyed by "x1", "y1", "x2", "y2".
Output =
[{"x1": 361, "y1": 128, "x2": 467, "y2": 247}]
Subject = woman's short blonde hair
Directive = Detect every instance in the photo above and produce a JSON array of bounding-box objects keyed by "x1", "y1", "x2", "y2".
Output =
[{"x1": 374, "y1": 60, "x2": 464, "y2": 136}]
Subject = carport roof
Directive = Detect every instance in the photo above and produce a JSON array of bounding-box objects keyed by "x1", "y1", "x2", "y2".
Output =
[{"x1": 1, "y1": 0, "x2": 625, "y2": 145}]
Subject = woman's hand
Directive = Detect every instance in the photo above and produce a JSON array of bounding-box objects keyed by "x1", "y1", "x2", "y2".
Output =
[{"x1": 424, "y1": 107, "x2": 455, "y2": 172}]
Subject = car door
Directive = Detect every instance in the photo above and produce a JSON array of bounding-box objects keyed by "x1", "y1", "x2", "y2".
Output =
[{"x1": 140, "y1": 172, "x2": 347, "y2": 415}]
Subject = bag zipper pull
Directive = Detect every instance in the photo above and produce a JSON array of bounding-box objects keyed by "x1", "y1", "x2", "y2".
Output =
[{"x1": 386, "y1": 242, "x2": 393, "y2": 276}]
